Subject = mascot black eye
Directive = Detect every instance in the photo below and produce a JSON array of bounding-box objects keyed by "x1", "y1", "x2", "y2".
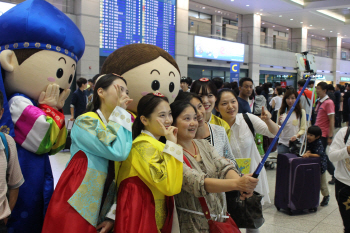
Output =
[
  {"x1": 151, "y1": 80, "x2": 160, "y2": 91},
  {"x1": 169, "y1": 82, "x2": 174, "y2": 92},
  {"x1": 68, "y1": 74, "x2": 73, "y2": 84},
  {"x1": 56, "y1": 68, "x2": 64, "y2": 78}
]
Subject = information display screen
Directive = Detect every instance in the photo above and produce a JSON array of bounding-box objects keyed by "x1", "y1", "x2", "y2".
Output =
[
  {"x1": 194, "y1": 36, "x2": 245, "y2": 62},
  {"x1": 100, "y1": 0, "x2": 176, "y2": 57}
]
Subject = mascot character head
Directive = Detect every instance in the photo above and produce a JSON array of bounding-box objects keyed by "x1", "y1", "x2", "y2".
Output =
[
  {"x1": 0, "y1": 0, "x2": 85, "y2": 102},
  {"x1": 101, "y1": 44, "x2": 180, "y2": 114}
]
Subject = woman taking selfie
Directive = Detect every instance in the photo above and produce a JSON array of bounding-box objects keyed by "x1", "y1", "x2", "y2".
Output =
[
  {"x1": 171, "y1": 100, "x2": 258, "y2": 232},
  {"x1": 215, "y1": 89, "x2": 279, "y2": 205}
]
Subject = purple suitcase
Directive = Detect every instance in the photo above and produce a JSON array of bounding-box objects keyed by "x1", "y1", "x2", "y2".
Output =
[{"x1": 274, "y1": 153, "x2": 321, "y2": 215}]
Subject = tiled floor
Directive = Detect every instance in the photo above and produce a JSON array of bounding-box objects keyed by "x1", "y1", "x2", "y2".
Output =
[
  {"x1": 259, "y1": 166, "x2": 343, "y2": 233},
  {"x1": 49, "y1": 151, "x2": 344, "y2": 233}
]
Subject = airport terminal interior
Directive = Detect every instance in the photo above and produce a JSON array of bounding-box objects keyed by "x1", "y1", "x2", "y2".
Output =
[{"x1": 1, "y1": 0, "x2": 350, "y2": 232}]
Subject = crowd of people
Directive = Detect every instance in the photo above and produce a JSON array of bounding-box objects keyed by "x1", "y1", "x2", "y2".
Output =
[{"x1": 1, "y1": 75, "x2": 350, "y2": 233}]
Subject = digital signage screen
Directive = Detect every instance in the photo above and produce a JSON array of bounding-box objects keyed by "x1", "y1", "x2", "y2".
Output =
[
  {"x1": 194, "y1": 36, "x2": 245, "y2": 62},
  {"x1": 100, "y1": 0, "x2": 176, "y2": 57}
]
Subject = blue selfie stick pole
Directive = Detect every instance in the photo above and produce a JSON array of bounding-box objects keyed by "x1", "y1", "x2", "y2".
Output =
[{"x1": 252, "y1": 75, "x2": 313, "y2": 178}]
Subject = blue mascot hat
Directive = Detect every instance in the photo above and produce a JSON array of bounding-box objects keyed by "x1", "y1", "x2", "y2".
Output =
[
  {"x1": 0, "y1": 0, "x2": 85, "y2": 62},
  {"x1": 0, "y1": 0, "x2": 85, "y2": 137}
]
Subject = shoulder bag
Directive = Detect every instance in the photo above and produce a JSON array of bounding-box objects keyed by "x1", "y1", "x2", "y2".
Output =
[{"x1": 183, "y1": 155, "x2": 241, "y2": 233}]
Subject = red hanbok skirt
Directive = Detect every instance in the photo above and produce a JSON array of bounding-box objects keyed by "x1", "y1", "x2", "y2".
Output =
[
  {"x1": 42, "y1": 151, "x2": 96, "y2": 233},
  {"x1": 114, "y1": 176, "x2": 174, "y2": 233}
]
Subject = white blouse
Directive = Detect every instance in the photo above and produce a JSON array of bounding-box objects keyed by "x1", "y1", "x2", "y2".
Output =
[
  {"x1": 229, "y1": 113, "x2": 275, "y2": 205},
  {"x1": 277, "y1": 109, "x2": 306, "y2": 147},
  {"x1": 270, "y1": 96, "x2": 283, "y2": 111},
  {"x1": 329, "y1": 127, "x2": 350, "y2": 187}
]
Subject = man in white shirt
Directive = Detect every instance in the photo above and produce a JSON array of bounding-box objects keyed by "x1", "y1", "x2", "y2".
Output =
[{"x1": 329, "y1": 127, "x2": 350, "y2": 233}]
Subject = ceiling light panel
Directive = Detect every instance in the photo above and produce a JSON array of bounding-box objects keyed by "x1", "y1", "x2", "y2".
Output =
[
  {"x1": 317, "y1": 10, "x2": 346, "y2": 22},
  {"x1": 290, "y1": 0, "x2": 304, "y2": 6}
]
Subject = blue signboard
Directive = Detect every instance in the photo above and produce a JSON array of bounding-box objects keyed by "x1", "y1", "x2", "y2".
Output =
[
  {"x1": 194, "y1": 36, "x2": 245, "y2": 62},
  {"x1": 230, "y1": 63, "x2": 240, "y2": 83}
]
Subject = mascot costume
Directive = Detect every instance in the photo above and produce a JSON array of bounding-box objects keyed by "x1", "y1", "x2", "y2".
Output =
[
  {"x1": 101, "y1": 44, "x2": 181, "y2": 232},
  {"x1": 0, "y1": 0, "x2": 85, "y2": 232},
  {"x1": 101, "y1": 44, "x2": 181, "y2": 120}
]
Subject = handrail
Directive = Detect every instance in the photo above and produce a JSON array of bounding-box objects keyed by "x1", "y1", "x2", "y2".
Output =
[
  {"x1": 260, "y1": 36, "x2": 299, "y2": 53},
  {"x1": 307, "y1": 45, "x2": 333, "y2": 58},
  {"x1": 188, "y1": 18, "x2": 249, "y2": 44}
]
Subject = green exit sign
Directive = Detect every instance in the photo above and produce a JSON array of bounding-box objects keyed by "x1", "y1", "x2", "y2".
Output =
[{"x1": 341, "y1": 77, "x2": 350, "y2": 82}]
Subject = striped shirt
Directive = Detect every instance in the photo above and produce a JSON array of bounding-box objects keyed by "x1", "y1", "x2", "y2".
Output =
[{"x1": 0, "y1": 134, "x2": 24, "y2": 220}]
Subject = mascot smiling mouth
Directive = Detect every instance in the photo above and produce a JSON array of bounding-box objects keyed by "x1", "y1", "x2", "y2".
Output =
[{"x1": 59, "y1": 88, "x2": 65, "y2": 94}]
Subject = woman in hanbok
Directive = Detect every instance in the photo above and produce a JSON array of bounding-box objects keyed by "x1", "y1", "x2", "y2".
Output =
[
  {"x1": 170, "y1": 100, "x2": 258, "y2": 232},
  {"x1": 215, "y1": 89, "x2": 279, "y2": 206},
  {"x1": 42, "y1": 73, "x2": 133, "y2": 233},
  {"x1": 115, "y1": 93, "x2": 183, "y2": 233}
]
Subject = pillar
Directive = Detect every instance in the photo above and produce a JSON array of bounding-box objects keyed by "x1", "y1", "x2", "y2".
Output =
[
  {"x1": 74, "y1": 0, "x2": 100, "y2": 79},
  {"x1": 175, "y1": 0, "x2": 189, "y2": 77},
  {"x1": 211, "y1": 15, "x2": 223, "y2": 38},
  {"x1": 265, "y1": 27, "x2": 274, "y2": 48},
  {"x1": 329, "y1": 37, "x2": 342, "y2": 84},
  {"x1": 242, "y1": 14, "x2": 261, "y2": 85},
  {"x1": 291, "y1": 28, "x2": 308, "y2": 53}
]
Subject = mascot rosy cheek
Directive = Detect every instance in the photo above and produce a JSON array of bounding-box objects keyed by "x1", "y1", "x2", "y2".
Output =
[{"x1": 100, "y1": 44, "x2": 181, "y2": 119}]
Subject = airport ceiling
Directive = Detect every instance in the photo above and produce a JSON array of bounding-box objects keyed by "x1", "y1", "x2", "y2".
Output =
[{"x1": 190, "y1": 0, "x2": 350, "y2": 43}]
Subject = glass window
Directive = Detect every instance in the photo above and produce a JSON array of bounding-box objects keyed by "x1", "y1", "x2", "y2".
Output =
[
  {"x1": 259, "y1": 73, "x2": 297, "y2": 88},
  {"x1": 189, "y1": 10, "x2": 199, "y2": 18},
  {"x1": 278, "y1": 31, "x2": 286, "y2": 37},
  {"x1": 202, "y1": 69, "x2": 212, "y2": 78},
  {"x1": 341, "y1": 51, "x2": 347, "y2": 60},
  {"x1": 223, "y1": 18, "x2": 238, "y2": 26},
  {"x1": 213, "y1": 70, "x2": 225, "y2": 77},
  {"x1": 223, "y1": 19, "x2": 230, "y2": 25},
  {"x1": 225, "y1": 71, "x2": 231, "y2": 82},
  {"x1": 199, "y1": 13, "x2": 212, "y2": 20},
  {"x1": 230, "y1": 21, "x2": 238, "y2": 26}
]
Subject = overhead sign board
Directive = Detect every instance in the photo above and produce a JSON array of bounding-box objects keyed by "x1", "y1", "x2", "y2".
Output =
[{"x1": 194, "y1": 36, "x2": 245, "y2": 62}]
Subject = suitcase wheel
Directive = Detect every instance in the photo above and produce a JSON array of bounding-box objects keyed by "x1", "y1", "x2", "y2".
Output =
[
  {"x1": 288, "y1": 208, "x2": 293, "y2": 215},
  {"x1": 276, "y1": 207, "x2": 280, "y2": 211},
  {"x1": 309, "y1": 208, "x2": 317, "y2": 212}
]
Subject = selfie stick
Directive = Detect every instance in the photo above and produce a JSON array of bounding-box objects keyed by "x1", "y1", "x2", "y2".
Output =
[{"x1": 252, "y1": 52, "x2": 315, "y2": 178}]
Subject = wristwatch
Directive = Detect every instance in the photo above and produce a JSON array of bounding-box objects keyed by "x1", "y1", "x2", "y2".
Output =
[{"x1": 328, "y1": 136, "x2": 333, "y2": 139}]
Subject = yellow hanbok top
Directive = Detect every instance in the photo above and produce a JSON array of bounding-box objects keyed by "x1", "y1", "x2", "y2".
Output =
[
  {"x1": 117, "y1": 130, "x2": 183, "y2": 230},
  {"x1": 209, "y1": 114, "x2": 231, "y2": 139}
]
